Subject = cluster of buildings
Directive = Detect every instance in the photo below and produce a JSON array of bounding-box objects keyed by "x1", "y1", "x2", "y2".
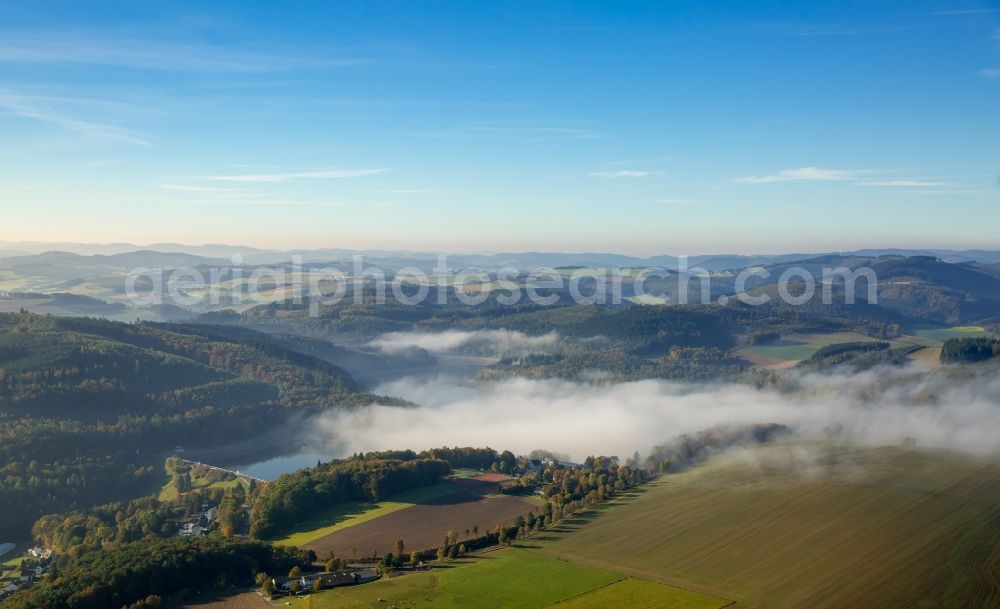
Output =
[
  {"x1": 526, "y1": 457, "x2": 580, "y2": 472},
  {"x1": 178, "y1": 506, "x2": 218, "y2": 537},
  {"x1": 0, "y1": 546, "x2": 54, "y2": 600},
  {"x1": 270, "y1": 569, "x2": 380, "y2": 596}
]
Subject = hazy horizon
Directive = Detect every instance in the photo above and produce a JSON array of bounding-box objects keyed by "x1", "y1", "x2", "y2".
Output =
[
  {"x1": 3, "y1": 237, "x2": 1000, "y2": 259},
  {"x1": 2, "y1": 1, "x2": 999, "y2": 252}
]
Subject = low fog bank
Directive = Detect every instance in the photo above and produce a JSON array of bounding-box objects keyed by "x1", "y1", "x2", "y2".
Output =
[
  {"x1": 305, "y1": 363, "x2": 1000, "y2": 463},
  {"x1": 367, "y1": 329, "x2": 559, "y2": 356}
]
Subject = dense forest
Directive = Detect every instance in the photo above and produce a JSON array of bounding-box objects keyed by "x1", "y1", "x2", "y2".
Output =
[
  {"x1": 0, "y1": 537, "x2": 313, "y2": 609},
  {"x1": 480, "y1": 347, "x2": 751, "y2": 383},
  {"x1": 250, "y1": 457, "x2": 452, "y2": 538},
  {"x1": 223, "y1": 293, "x2": 914, "y2": 385},
  {"x1": 31, "y1": 476, "x2": 252, "y2": 557},
  {"x1": 0, "y1": 312, "x2": 388, "y2": 540},
  {"x1": 940, "y1": 337, "x2": 1000, "y2": 364},
  {"x1": 233, "y1": 294, "x2": 911, "y2": 349},
  {"x1": 793, "y1": 341, "x2": 919, "y2": 372}
]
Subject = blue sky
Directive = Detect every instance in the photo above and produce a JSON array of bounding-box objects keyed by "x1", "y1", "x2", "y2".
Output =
[{"x1": 1, "y1": 1, "x2": 998, "y2": 255}]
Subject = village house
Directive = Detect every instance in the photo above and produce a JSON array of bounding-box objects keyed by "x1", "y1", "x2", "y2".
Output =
[
  {"x1": 542, "y1": 457, "x2": 580, "y2": 469},
  {"x1": 303, "y1": 570, "x2": 356, "y2": 589},
  {"x1": 355, "y1": 568, "x2": 380, "y2": 584},
  {"x1": 270, "y1": 576, "x2": 292, "y2": 592},
  {"x1": 197, "y1": 507, "x2": 218, "y2": 528},
  {"x1": 178, "y1": 506, "x2": 218, "y2": 537},
  {"x1": 178, "y1": 523, "x2": 206, "y2": 537},
  {"x1": 271, "y1": 568, "x2": 381, "y2": 595}
]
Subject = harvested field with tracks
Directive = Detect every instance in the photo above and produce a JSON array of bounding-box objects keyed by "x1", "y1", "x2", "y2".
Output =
[{"x1": 539, "y1": 443, "x2": 1000, "y2": 609}]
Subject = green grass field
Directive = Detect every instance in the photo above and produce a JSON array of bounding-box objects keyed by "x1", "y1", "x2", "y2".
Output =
[
  {"x1": 267, "y1": 483, "x2": 460, "y2": 547},
  {"x1": 158, "y1": 459, "x2": 250, "y2": 502},
  {"x1": 277, "y1": 548, "x2": 726, "y2": 609},
  {"x1": 262, "y1": 443, "x2": 1000, "y2": 608},
  {"x1": 551, "y1": 577, "x2": 726, "y2": 609},
  {"x1": 907, "y1": 325, "x2": 994, "y2": 345},
  {"x1": 737, "y1": 331, "x2": 878, "y2": 363},
  {"x1": 0, "y1": 543, "x2": 28, "y2": 586},
  {"x1": 737, "y1": 327, "x2": 997, "y2": 367},
  {"x1": 535, "y1": 442, "x2": 1000, "y2": 609}
]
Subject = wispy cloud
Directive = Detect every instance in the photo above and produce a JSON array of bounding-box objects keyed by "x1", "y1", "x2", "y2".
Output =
[
  {"x1": 605, "y1": 156, "x2": 675, "y2": 166},
  {"x1": 982, "y1": 69, "x2": 1000, "y2": 79},
  {"x1": 527, "y1": 127, "x2": 600, "y2": 140},
  {"x1": 0, "y1": 92, "x2": 151, "y2": 147},
  {"x1": 0, "y1": 31, "x2": 373, "y2": 73},
  {"x1": 737, "y1": 168, "x2": 970, "y2": 191},
  {"x1": 917, "y1": 8, "x2": 1000, "y2": 16},
  {"x1": 167, "y1": 191, "x2": 346, "y2": 206},
  {"x1": 589, "y1": 170, "x2": 658, "y2": 178},
  {"x1": 858, "y1": 180, "x2": 950, "y2": 187},
  {"x1": 735, "y1": 167, "x2": 859, "y2": 183},
  {"x1": 397, "y1": 124, "x2": 601, "y2": 142},
  {"x1": 747, "y1": 21, "x2": 910, "y2": 37},
  {"x1": 158, "y1": 183, "x2": 246, "y2": 192},
  {"x1": 176, "y1": 199, "x2": 346, "y2": 207},
  {"x1": 204, "y1": 168, "x2": 388, "y2": 183}
]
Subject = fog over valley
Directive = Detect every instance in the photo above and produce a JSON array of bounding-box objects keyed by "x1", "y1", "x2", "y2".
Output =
[
  {"x1": 301, "y1": 336, "x2": 1000, "y2": 464},
  {"x1": 4, "y1": 3, "x2": 1000, "y2": 605}
]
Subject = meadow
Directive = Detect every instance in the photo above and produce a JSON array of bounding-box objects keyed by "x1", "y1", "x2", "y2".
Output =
[
  {"x1": 0, "y1": 544, "x2": 28, "y2": 588},
  {"x1": 277, "y1": 549, "x2": 726, "y2": 609},
  {"x1": 158, "y1": 459, "x2": 250, "y2": 503}
]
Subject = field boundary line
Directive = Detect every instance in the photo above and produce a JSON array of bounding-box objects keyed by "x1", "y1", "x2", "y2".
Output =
[{"x1": 538, "y1": 574, "x2": 627, "y2": 608}]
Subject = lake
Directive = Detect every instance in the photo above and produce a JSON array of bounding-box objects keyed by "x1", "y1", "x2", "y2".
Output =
[{"x1": 229, "y1": 451, "x2": 340, "y2": 480}]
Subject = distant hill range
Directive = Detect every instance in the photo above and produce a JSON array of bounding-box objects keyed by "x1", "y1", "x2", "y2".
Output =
[
  {"x1": 711, "y1": 254, "x2": 1000, "y2": 325},
  {"x1": 1, "y1": 242, "x2": 999, "y2": 327},
  {"x1": 2, "y1": 240, "x2": 1000, "y2": 271}
]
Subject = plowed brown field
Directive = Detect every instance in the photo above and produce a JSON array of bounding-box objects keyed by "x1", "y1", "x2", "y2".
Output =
[{"x1": 305, "y1": 486, "x2": 538, "y2": 559}]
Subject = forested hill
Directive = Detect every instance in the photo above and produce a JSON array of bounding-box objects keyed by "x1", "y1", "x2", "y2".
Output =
[
  {"x1": 0, "y1": 312, "x2": 390, "y2": 540},
  {"x1": 0, "y1": 313, "x2": 365, "y2": 419}
]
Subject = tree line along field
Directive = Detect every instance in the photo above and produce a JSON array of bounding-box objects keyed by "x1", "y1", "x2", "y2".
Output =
[
  {"x1": 534, "y1": 442, "x2": 1000, "y2": 609},
  {"x1": 277, "y1": 548, "x2": 728, "y2": 609}
]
